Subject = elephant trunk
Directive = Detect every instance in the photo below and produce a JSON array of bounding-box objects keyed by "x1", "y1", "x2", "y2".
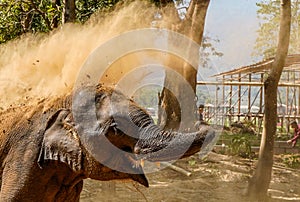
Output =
[{"x1": 134, "y1": 124, "x2": 215, "y2": 162}]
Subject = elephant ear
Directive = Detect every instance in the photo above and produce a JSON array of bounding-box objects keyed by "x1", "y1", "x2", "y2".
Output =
[{"x1": 38, "y1": 109, "x2": 83, "y2": 172}]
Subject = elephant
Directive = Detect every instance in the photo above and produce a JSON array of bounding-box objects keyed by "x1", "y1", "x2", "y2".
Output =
[{"x1": 0, "y1": 84, "x2": 215, "y2": 201}]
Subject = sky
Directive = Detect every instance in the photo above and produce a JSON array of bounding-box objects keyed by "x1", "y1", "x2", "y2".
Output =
[{"x1": 204, "y1": 0, "x2": 261, "y2": 73}]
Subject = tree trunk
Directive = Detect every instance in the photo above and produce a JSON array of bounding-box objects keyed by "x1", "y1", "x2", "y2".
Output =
[
  {"x1": 247, "y1": 0, "x2": 291, "y2": 200},
  {"x1": 158, "y1": 0, "x2": 210, "y2": 131},
  {"x1": 63, "y1": 0, "x2": 76, "y2": 23}
]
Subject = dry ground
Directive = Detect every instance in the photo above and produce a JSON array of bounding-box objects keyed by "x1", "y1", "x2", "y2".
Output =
[{"x1": 80, "y1": 152, "x2": 300, "y2": 202}]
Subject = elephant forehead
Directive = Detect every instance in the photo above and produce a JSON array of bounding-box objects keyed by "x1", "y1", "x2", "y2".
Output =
[{"x1": 95, "y1": 96, "x2": 113, "y2": 119}]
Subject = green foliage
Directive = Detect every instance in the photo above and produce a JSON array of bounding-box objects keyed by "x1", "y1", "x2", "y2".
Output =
[
  {"x1": 228, "y1": 136, "x2": 252, "y2": 158},
  {"x1": 253, "y1": 0, "x2": 300, "y2": 59},
  {"x1": 0, "y1": 0, "x2": 61, "y2": 43},
  {"x1": 0, "y1": 0, "x2": 121, "y2": 44},
  {"x1": 219, "y1": 131, "x2": 258, "y2": 158},
  {"x1": 75, "y1": 0, "x2": 120, "y2": 22},
  {"x1": 0, "y1": 1, "x2": 22, "y2": 42},
  {"x1": 282, "y1": 154, "x2": 300, "y2": 168},
  {"x1": 188, "y1": 160, "x2": 197, "y2": 166},
  {"x1": 219, "y1": 131, "x2": 260, "y2": 145}
]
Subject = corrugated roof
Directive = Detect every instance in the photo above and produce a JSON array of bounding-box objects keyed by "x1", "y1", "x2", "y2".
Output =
[{"x1": 213, "y1": 54, "x2": 300, "y2": 77}]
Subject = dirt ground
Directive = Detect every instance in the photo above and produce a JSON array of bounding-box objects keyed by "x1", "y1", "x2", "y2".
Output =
[{"x1": 80, "y1": 152, "x2": 300, "y2": 202}]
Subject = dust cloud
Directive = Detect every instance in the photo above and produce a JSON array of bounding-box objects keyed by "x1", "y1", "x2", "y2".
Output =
[{"x1": 0, "y1": 1, "x2": 174, "y2": 109}]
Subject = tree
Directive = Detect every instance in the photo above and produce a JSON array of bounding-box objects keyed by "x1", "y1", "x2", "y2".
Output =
[
  {"x1": 0, "y1": 0, "x2": 58, "y2": 42},
  {"x1": 157, "y1": 0, "x2": 211, "y2": 131},
  {"x1": 0, "y1": 0, "x2": 119, "y2": 43},
  {"x1": 0, "y1": 0, "x2": 216, "y2": 131},
  {"x1": 253, "y1": 0, "x2": 299, "y2": 59},
  {"x1": 247, "y1": 0, "x2": 291, "y2": 200}
]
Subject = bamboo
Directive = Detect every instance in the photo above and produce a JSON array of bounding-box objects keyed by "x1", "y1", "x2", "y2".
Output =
[
  {"x1": 298, "y1": 85, "x2": 300, "y2": 123},
  {"x1": 160, "y1": 162, "x2": 192, "y2": 177},
  {"x1": 215, "y1": 84, "x2": 218, "y2": 124},
  {"x1": 286, "y1": 72, "x2": 290, "y2": 132},
  {"x1": 229, "y1": 75, "x2": 233, "y2": 125},
  {"x1": 197, "y1": 81, "x2": 300, "y2": 87},
  {"x1": 259, "y1": 73, "x2": 264, "y2": 134},
  {"x1": 292, "y1": 72, "x2": 297, "y2": 120},
  {"x1": 248, "y1": 74, "x2": 252, "y2": 120},
  {"x1": 238, "y1": 73, "x2": 241, "y2": 121},
  {"x1": 222, "y1": 75, "x2": 225, "y2": 125}
]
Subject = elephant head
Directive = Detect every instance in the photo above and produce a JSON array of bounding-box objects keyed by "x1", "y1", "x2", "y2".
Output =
[{"x1": 37, "y1": 84, "x2": 215, "y2": 188}]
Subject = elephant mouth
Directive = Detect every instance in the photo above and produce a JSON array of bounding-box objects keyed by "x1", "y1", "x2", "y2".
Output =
[{"x1": 100, "y1": 148, "x2": 149, "y2": 187}]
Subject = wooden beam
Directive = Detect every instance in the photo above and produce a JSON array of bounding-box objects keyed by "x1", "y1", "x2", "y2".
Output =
[
  {"x1": 197, "y1": 81, "x2": 300, "y2": 87},
  {"x1": 248, "y1": 74, "x2": 252, "y2": 117}
]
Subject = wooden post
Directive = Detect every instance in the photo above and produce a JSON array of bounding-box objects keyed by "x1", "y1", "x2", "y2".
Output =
[
  {"x1": 238, "y1": 73, "x2": 241, "y2": 121},
  {"x1": 215, "y1": 84, "x2": 219, "y2": 124},
  {"x1": 259, "y1": 73, "x2": 264, "y2": 135},
  {"x1": 298, "y1": 72, "x2": 300, "y2": 123},
  {"x1": 248, "y1": 73, "x2": 252, "y2": 121},
  {"x1": 229, "y1": 75, "x2": 233, "y2": 125},
  {"x1": 222, "y1": 75, "x2": 225, "y2": 126},
  {"x1": 286, "y1": 71, "x2": 290, "y2": 133},
  {"x1": 278, "y1": 88, "x2": 284, "y2": 131},
  {"x1": 292, "y1": 71, "x2": 297, "y2": 120}
]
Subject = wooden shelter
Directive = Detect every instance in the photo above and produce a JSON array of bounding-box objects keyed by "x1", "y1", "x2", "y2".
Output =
[{"x1": 197, "y1": 54, "x2": 300, "y2": 134}]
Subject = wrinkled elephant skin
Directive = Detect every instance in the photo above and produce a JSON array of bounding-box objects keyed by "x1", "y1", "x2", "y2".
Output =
[{"x1": 0, "y1": 84, "x2": 213, "y2": 201}]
